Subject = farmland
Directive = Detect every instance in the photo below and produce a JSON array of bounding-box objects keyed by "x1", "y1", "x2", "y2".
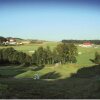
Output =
[{"x1": 0, "y1": 41, "x2": 100, "y2": 98}]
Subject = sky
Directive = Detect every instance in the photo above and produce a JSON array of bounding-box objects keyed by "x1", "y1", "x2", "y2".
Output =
[{"x1": 0, "y1": 0, "x2": 100, "y2": 41}]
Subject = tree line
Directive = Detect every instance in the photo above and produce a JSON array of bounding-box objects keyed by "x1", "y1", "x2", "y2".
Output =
[
  {"x1": 0, "y1": 47, "x2": 32, "y2": 66},
  {"x1": 0, "y1": 43, "x2": 100, "y2": 67},
  {"x1": 32, "y1": 43, "x2": 78, "y2": 65},
  {"x1": 0, "y1": 43, "x2": 78, "y2": 66},
  {"x1": 62, "y1": 40, "x2": 100, "y2": 45}
]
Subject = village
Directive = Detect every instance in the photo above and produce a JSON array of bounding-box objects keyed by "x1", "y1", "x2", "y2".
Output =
[
  {"x1": 0, "y1": 37, "x2": 99, "y2": 49},
  {"x1": 0, "y1": 36, "x2": 45, "y2": 46},
  {"x1": 2, "y1": 38, "x2": 30, "y2": 45}
]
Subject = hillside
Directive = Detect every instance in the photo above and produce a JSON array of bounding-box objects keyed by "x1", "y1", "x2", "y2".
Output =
[
  {"x1": 0, "y1": 40, "x2": 100, "y2": 98},
  {"x1": 0, "y1": 64, "x2": 100, "y2": 99}
]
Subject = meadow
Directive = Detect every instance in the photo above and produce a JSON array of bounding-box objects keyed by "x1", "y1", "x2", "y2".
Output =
[
  {"x1": 0, "y1": 41, "x2": 100, "y2": 98},
  {"x1": 0, "y1": 42, "x2": 100, "y2": 79}
]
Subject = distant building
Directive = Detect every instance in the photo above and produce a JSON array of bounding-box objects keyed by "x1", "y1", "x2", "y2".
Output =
[
  {"x1": 3, "y1": 41, "x2": 9, "y2": 45},
  {"x1": 3, "y1": 38, "x2": 16, "y2": 45},
  {"x1": 79, "y1": 42, "x2": 93, "y2": 47},
  {"x1": 8, "y1": 38, "x2": 16, "y2": 45}
]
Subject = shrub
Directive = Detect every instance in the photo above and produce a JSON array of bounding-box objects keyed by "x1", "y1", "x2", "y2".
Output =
[{"x1": 91, "y1": 52, "x2": 100, "y2": 65}]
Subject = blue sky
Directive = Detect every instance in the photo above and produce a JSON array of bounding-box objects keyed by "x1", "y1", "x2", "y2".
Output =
[{"x1": 0, "y1": 0, "x2": 100, "y2": 41}]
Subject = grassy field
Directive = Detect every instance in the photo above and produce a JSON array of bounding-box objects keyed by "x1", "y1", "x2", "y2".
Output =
[
  {"x1": 0, "y1": 41, "x2": 59, "y2": 55},
  {"x1": 0, "y1": 42, "x2": 100, "y2": 79},
  {"x1": 0, "y1": 42, "x2": 100, "y2": 98},
  {"x1": 77, "y1": 46, "x2": 100, "y2": 66}
]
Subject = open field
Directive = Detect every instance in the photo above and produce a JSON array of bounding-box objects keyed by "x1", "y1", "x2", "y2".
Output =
[
  {"x1": 0, "y1": 42, "x2": 100, "y2": 98},
  {"x1": 0, "y1": 41, "x2": 59, "y2": 54},
  {"x1": 0, "y1": 42, "x2": 100, "y2": 79}
]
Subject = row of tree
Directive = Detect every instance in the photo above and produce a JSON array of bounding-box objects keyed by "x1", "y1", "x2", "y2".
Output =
[
  {"x1": 32, "y1": 43, "x2": 78, "y2": 65},
  {"x1": 62, "y1": 40, "x2": 100, "y2": 45},
  {"x1": 0, "y1": 44, "x2": 100, "y2": 67},
  {"x1": 0, "y1": 43, "x2": 78, "y2": 66},
  {"x1": 0, "y1": 47, "x2": 31, "y2": 66}
]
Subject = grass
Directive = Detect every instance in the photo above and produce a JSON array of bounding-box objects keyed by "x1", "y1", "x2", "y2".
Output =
[
  {"x1": 0, "y1": 42, "x2": 100, "y2": 98},
  {"x1": 0, "y1": 66, "x2": 26, "y2": 78},
  {"x1": 0, "y1": 72, "x2": 100, "y2": 98},
  {"x1": 15, "y1": 64, "x2": 78, "y2": 79},
  {"x1": 0, "y1": 41, "x2": 59, "y2": 55},
  {"x1": 77, "y1": 45, "x2": 100, "y2": 66},
  {"x1": 14, "y1": 44, "x2": 100, "y2": 79},
  {"x1": 0, "y1": 42, "x2": 100, "y2": 79}
]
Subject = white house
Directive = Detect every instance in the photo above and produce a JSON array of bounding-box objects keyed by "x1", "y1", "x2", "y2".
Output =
[
  {"x1": 3, "y1": 38, "x2": 16, "y2": 45},
  {"x1": 9, "y1": 38, "x2": 16, "y2": 45}
]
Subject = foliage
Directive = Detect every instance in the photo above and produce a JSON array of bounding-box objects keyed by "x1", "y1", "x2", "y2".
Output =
[
  {"x1": 0, "y1": 47, "x2": 32, "y2": 65},
  {"x1": 32, "y1": 43, "x2": 78, "y2": 65},
  {"x1": 55, "y1": 43, "x2": 78, "y2": 63},
  {"x1": 90, "y1": 52, "x2": 100, "y2": 65},
  {"x1": 62, "y1": 39, "x2": 100, "y2": 45},
  {"x1": 0, "y1": 43, "x2": 78, "y2": 67}
]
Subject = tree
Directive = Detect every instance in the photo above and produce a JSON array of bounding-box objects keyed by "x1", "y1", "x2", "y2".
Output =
[
  {"x1": 91, "y1": 52, "x2": 100, "y2": 65},
  {"x1": 32, "y1": 47, "x2": 45, "y2": 65},
  {"x1": 32, "y1": 43, "x2": 78, "y2": 66},
  {"x1": 66, "y1": 43, "x2": 78, "y2": 63},
  {"x1": 0, "y1": 47, "x2": 32, "y2": 66},
  {"x1": 32, "y1": 46, "x2": 53, "y2": 65},
  {"x1": 55, "y1": 43, "x2": 78, "y2": 64},
  {"x1": 11, "y1": 51, "x2": 20, "y2": 64},
  {"x1": 24, "y1": 54, "x2": 32, "y2": 65},
  {"x1": 32, "y1": 50, "x2": 38, "y2": 65},
  {"x1": 62, "y1": 39, "x2": 100, "y2": 45},
  {"x1": 44, "y1": 46, "x2": 52, "y2": 64},
  {"x1": 52, "y1": 48, "x2": 60, "y2": 63}
]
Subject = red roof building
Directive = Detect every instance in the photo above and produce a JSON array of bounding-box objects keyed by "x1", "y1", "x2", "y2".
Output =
[
  {"x1": 79, "y1": 42, "x2": 93, "y2": 47},
  {"x1": 83, "y1": 42, "x2": 92, "y2": 45}
]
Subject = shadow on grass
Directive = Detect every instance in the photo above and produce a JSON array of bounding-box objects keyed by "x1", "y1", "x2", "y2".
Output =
[
  {"x1": 70, "y1": 64, "x2": 100, "y2": 78},
  {"x1": 0, "y1": 66, "x2": 26, "y2": 78},
  {"x1": 0, "y1": 64, "x2": 100, "y2": 99},
  {"x1": 41, "y1": 71, "x2": 61, "y2": 79}
]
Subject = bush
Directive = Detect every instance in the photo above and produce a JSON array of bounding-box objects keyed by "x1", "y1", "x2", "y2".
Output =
[{"x1": 91, "y1": 52, "x2": 100, "y2": 65}]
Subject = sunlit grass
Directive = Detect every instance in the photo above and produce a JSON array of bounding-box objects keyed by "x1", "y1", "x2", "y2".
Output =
[{"x1": 0, "y1": 42, "x2": 100, "y2": 79}]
